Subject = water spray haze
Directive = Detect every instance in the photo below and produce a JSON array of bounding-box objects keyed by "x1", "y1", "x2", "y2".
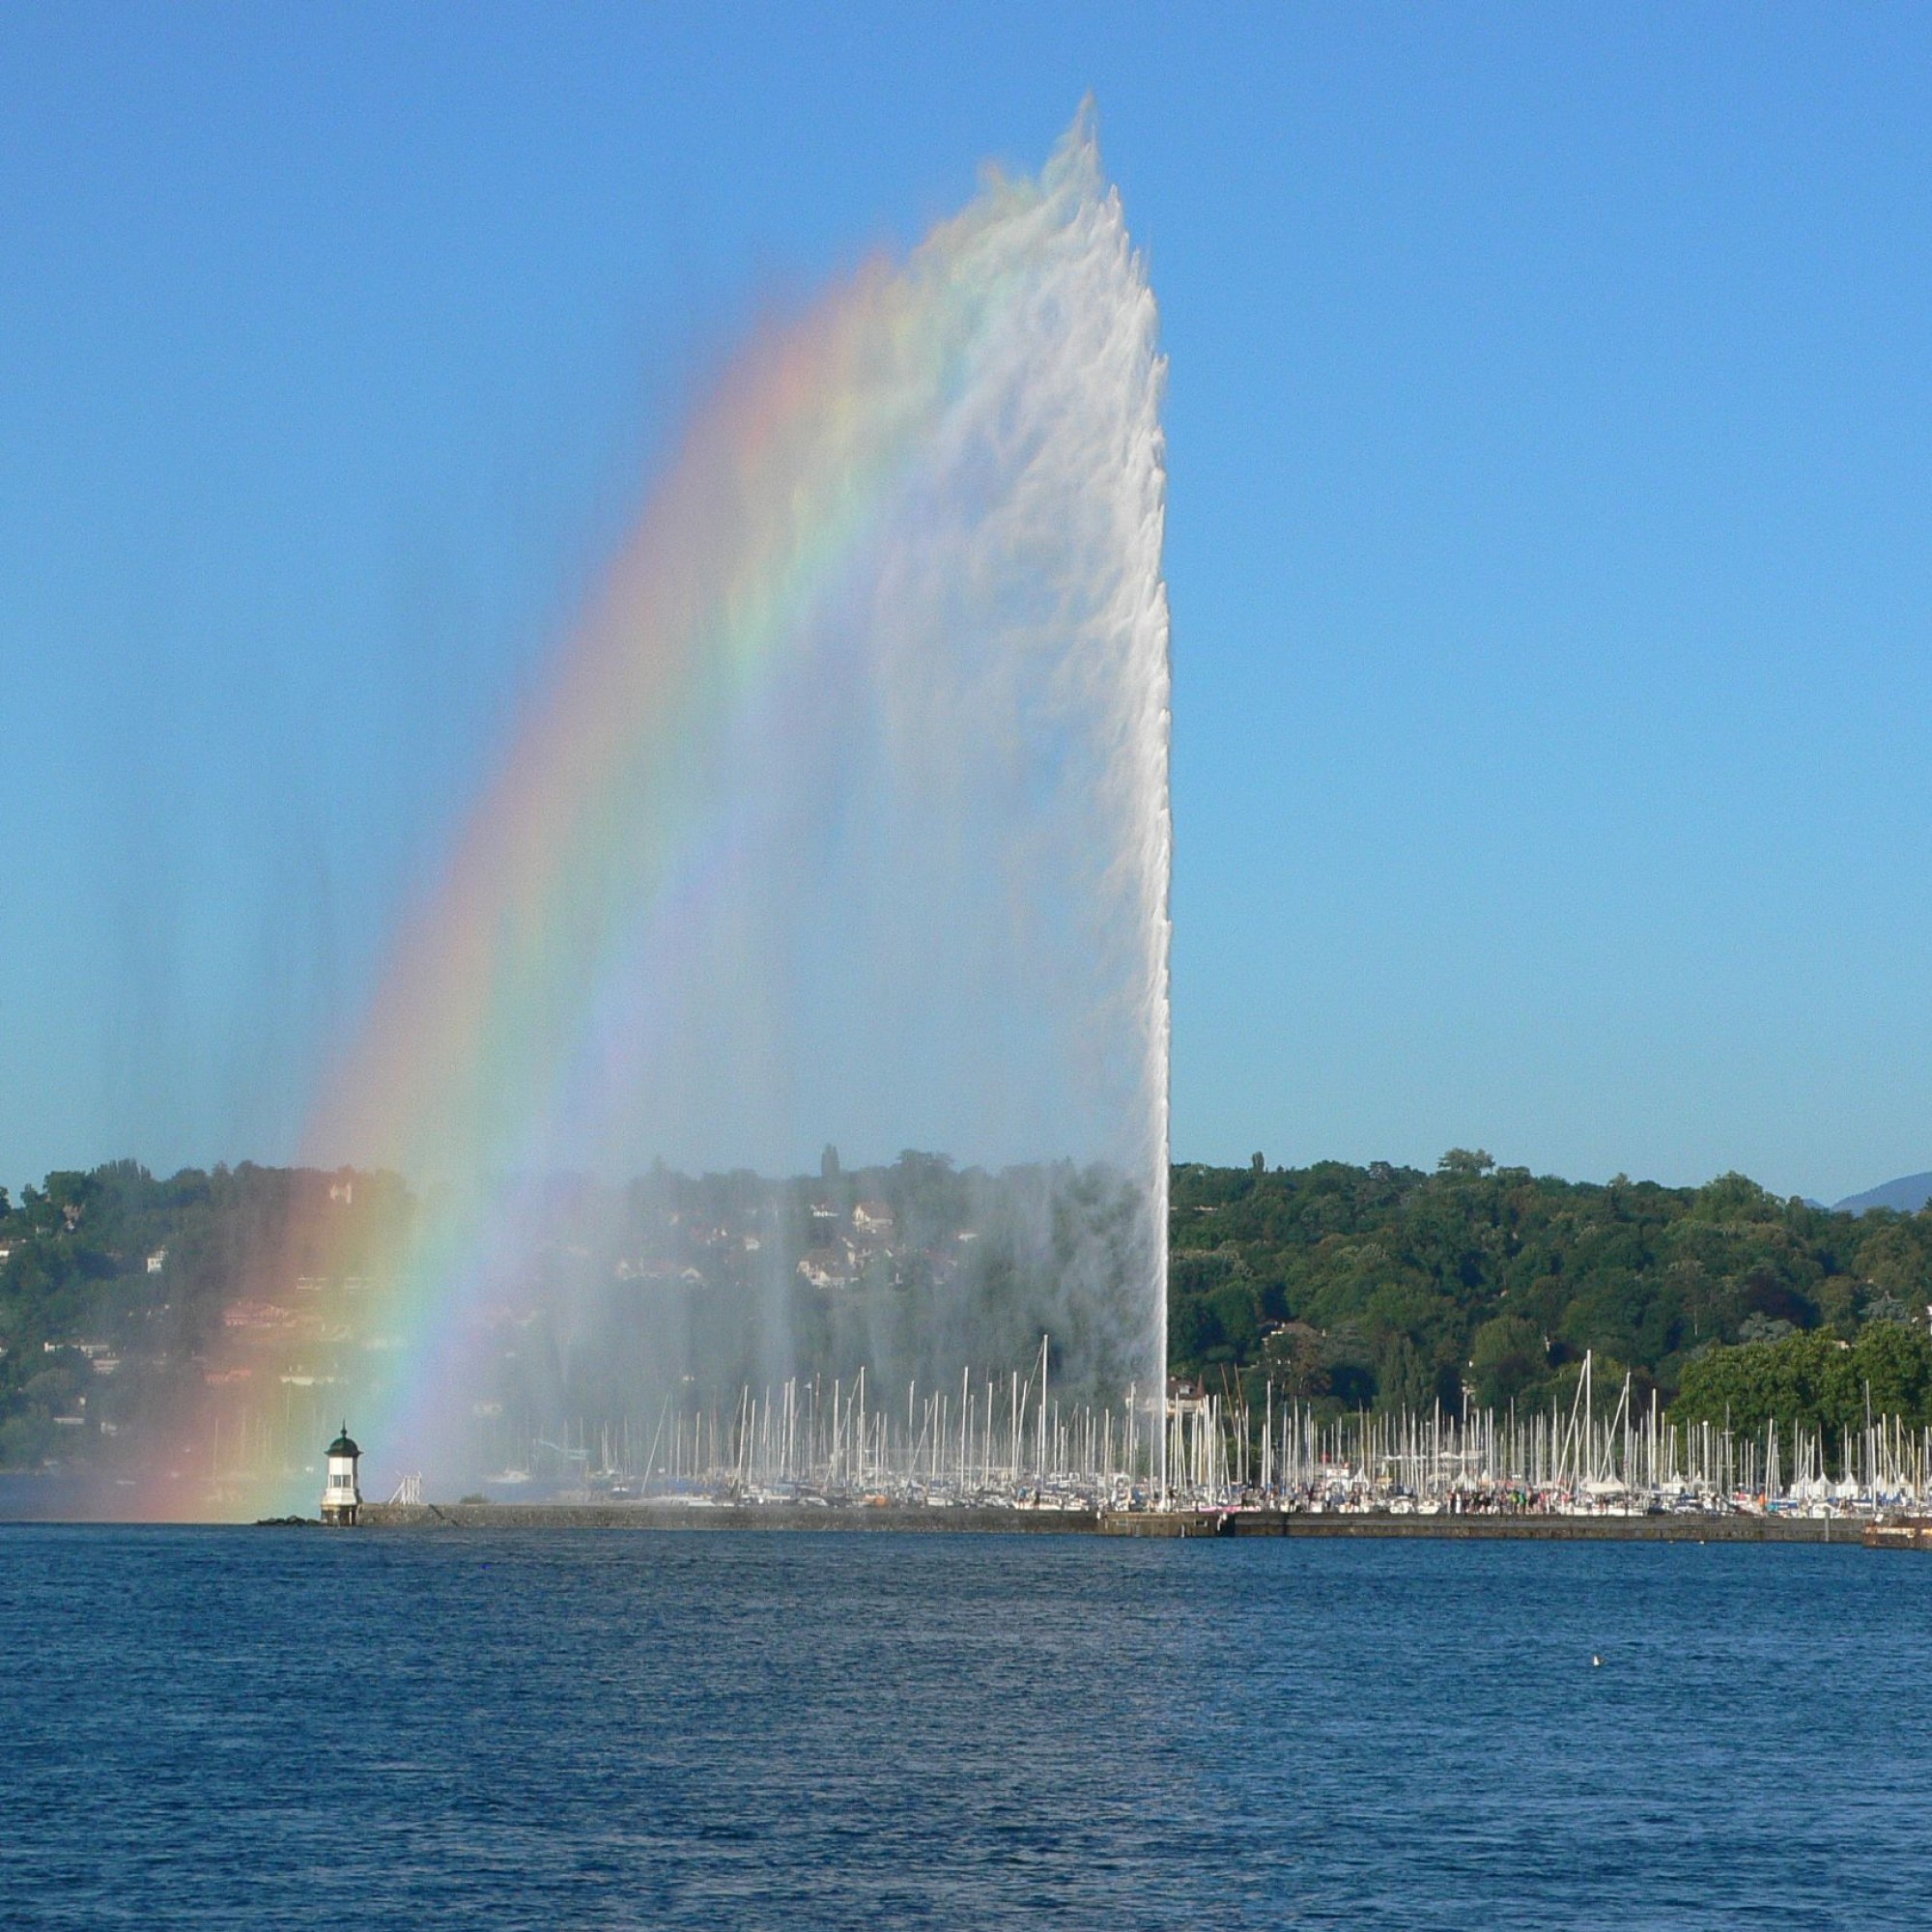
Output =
[{"x1": 158, "y1": 108, "x2": 1171, "y2": 1514}]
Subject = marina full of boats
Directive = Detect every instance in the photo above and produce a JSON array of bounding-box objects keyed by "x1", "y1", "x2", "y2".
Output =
[{"x1": 436, "y1": 1347, "x2": 1932, "y2": 1522}]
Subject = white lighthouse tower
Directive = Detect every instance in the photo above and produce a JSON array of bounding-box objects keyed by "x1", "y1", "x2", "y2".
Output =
[{"x1": 320, "y1": 1422, "x2": 362, "y2": 1526}]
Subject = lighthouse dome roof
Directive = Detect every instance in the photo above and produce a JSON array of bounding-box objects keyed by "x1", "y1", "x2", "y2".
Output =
[{"x1": 327, "y1": 1428, "x2": 360, "y2": 1459}]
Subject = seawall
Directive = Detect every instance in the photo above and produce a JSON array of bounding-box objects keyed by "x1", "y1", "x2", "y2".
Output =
[
  {"x1": 360, "y1": 1502, "x2": 1099, "y2": 1533},
  {"x1": 356, "y1": 1502, "x2": 1850, "y2": 1542}
]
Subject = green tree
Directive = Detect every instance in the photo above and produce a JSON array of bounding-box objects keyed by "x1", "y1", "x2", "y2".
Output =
[{"x1": 1470, "y1": 1315, "x2": 1547, "y2": 1408}]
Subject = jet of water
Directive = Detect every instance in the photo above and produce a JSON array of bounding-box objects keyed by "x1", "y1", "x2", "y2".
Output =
[{"x1": 159, "y1": 105, "x2": 1171, "y2": 1513}]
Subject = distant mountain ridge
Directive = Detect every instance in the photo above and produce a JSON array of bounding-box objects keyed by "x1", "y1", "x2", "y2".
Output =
[{"x1": 1833, "y1": 1172, "x2": 1932, "y2": 1215}]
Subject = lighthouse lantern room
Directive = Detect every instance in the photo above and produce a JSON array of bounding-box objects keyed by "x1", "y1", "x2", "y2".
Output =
[{"x1": 321, "y1": 1423, "x2": 362, "y2": 1526}]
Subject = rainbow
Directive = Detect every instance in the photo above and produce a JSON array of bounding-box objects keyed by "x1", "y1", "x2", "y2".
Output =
[{"x1": 143, "y1": 108, "x2": 1170, "y2": 1520}]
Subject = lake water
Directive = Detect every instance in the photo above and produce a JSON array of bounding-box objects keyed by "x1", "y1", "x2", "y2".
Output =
[{"x1": 3, "y1": 1527, "x2": 1927, "y2": 1927}]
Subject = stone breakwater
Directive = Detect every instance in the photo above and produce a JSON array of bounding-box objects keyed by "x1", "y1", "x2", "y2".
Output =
[
  {"x1": 359, "y1": 1502, "x2": 1094, "y2": 1534},
  {"x1": 355, "y1": 1502, "x2": 1848, "y2": 1542}
]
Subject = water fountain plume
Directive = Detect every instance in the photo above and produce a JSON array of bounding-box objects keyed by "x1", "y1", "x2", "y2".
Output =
[{"x1": 148, "y1": 107, "x2": 1170, "y2": 1517}]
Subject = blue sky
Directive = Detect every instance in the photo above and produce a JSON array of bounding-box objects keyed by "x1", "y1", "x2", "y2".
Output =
[{"x1": 2, "y1": 3, "x2": 1928, "y2": 1200}]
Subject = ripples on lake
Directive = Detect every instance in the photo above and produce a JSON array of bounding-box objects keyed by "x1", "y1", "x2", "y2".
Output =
[{"x1": 3, "y1": 1527, "x2": 1926, "y2": 1927}]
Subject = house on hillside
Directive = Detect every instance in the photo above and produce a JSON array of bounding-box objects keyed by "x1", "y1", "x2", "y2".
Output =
[
  {"x1": 222, "y1": 1300, "x2": 295, "y2": 1331},
  {"x1": 852, "y1": 1201, "x2": 895, "y2": 1243},
  {"x1": 798, "y1": 1245, "x2": 855, "y2": 1291}
]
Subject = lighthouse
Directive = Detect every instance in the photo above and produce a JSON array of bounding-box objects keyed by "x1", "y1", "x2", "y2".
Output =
[{"x1": 320, "y1": 1422, "x2": 362, "y2": 1525}]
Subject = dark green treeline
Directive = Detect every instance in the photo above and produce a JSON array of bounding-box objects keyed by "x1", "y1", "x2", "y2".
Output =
[
  {"x1": 7, "y1": 1151, "x2": 1932, "y2": 1468},
  {"x1": 1172, "y1": 1150, "x2": 1932, "y2": 1441}
]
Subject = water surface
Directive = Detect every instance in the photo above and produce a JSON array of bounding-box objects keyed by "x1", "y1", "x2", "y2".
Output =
[{"x1": 4, "y1": 1529, "x2": 1924, "y2": 1926}]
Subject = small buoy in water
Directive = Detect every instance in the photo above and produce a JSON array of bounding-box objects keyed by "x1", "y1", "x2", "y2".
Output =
[{"x1": 1592, "y1": 1654, "x2": 1602, "y2": 1667}]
